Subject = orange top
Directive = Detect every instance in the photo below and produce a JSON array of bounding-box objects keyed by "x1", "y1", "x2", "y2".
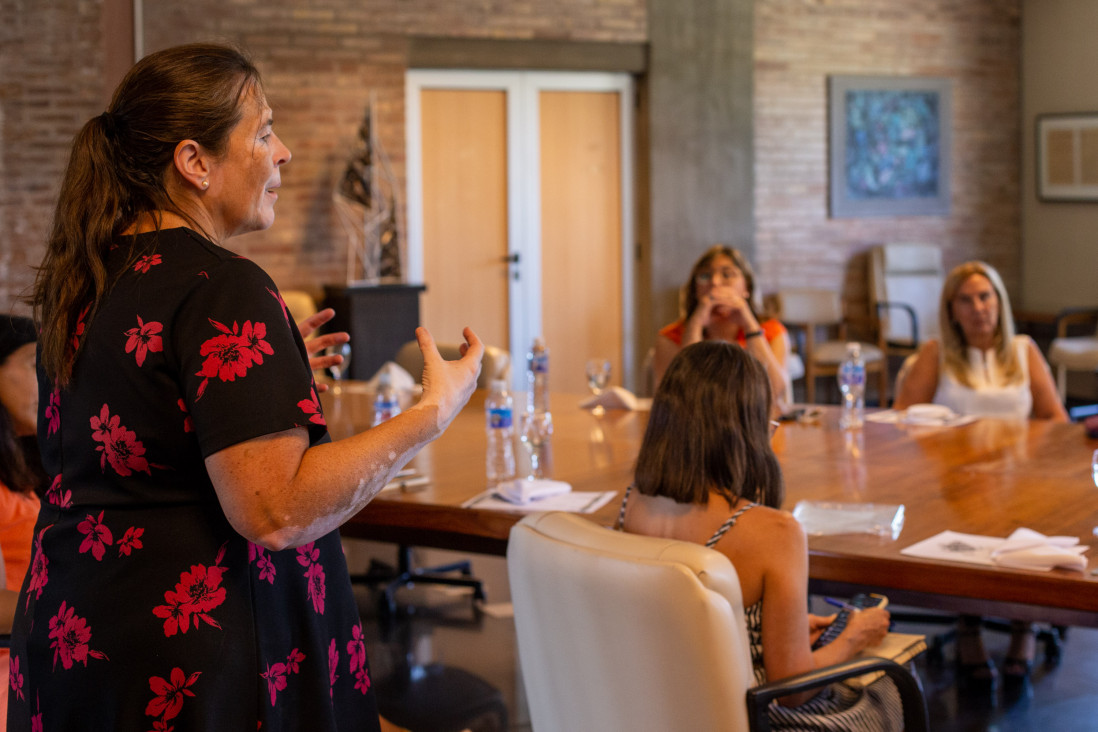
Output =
[
  {"x1": 0, "y1": 484, "x2": 40, "y2": 590},
  {"x1": 658, "y1": 317, "x2": 787, "y2": 348}
]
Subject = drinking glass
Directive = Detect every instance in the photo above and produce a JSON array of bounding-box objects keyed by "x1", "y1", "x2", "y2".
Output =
[
  {"x1": 328, "y1": 343, "x2": 352, "y2": 392},
  {"x1": 519, "y1": 411, "x2": 553, "y2": 479},
  {"x1": 585, "y1": 358, "x2": 612, "y2": 397}
]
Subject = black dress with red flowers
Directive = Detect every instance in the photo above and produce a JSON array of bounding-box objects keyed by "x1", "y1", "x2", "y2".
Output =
[{"x1": 9, "y1": 228, "x2": 380, "y2": 731}]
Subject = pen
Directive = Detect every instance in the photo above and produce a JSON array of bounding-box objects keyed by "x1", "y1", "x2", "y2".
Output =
[
  {"x1": 824, "y1": 596, "x2": 858, "y2": 612},
  {"x1": 381, "y1": 475, "x2": 431, "y2": 492}
]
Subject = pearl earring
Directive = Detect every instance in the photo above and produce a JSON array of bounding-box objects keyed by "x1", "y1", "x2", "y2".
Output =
[{"x1": 201, "y1": 180, "x2": 209, "y2": 189}]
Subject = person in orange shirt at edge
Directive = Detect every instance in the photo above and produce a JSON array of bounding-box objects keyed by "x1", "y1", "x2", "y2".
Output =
[
  {"x1": 0, "y1": 315, "x2": 47, "y2": 725},
  {"x1": 653, "y1": 245, "x2": 791, "y2": 411}
]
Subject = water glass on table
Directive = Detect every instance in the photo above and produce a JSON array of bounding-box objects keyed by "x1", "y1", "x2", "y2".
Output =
[
  {"x1": 327, "y1": 342, "x2": 352, "y2": 393},
  {"x1": 585, "y1": 358, "x2": 612, "y2": 413},
  {"x1": 519, "y1": 410, "x2": 553, "y2": 479}
]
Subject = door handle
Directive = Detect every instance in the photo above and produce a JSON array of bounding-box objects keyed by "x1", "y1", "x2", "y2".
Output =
[{"x1": 502, "y1": 253, "x2": 520, "y2": 264}]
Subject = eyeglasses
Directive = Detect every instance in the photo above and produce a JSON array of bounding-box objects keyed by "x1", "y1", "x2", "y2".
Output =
[
  {"x1": 769, "y1": 420, "x2": 781, "y2": 439},
  {"x1": 694, "y1": 267, "x2": 741, "y2": 286}
]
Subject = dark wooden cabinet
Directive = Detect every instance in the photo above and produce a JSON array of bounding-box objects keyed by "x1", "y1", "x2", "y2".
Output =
[{"x1": 322, "y1": 284, "x2": 426, "y2": 380}]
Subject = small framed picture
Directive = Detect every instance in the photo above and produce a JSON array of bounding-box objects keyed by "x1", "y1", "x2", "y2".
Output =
[{"x1": 1036, "y1": 113, "x2": 1098, "y2": 202}]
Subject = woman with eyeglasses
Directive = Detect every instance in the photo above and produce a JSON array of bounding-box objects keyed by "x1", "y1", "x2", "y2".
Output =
[
  {"x1": 618, "y1": 341, "x2": 901, "y2": 731},
  {"x1": 652, "y1": 245, "x2": 789, "y2": 408}
]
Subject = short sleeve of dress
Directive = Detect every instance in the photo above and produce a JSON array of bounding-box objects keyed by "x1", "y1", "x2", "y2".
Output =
[{"x1": 173, "y1": 256, "x2": 327, "y2": 457}]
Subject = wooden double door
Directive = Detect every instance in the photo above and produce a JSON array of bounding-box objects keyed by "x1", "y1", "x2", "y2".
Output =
[{"x1": 405, "y1": 70, "x2": 635, "y2": 393}]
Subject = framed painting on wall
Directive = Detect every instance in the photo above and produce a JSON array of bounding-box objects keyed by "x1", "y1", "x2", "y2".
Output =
[
  {"x1": 828, "y1": 75, "x2": 952, "y2": 218},
  {"x1": 1036, "y1": 113, "x2": 1098, "y2": 202}
]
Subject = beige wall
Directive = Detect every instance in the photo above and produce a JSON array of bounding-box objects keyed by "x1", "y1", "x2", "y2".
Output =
[{"x1": 1022, "y1": 0, "x2": 1098, "y2": 312}]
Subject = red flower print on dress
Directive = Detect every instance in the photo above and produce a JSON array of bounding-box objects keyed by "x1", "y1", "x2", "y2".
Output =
[
  {"x1": 134, "y1": 254, "x2": 162, "y2": 273},
  {"x1": 268, "y1": 288, "x2": 291, "y2": 325},
  {"x1": 47, "y1": 600, "x2": 108, "y2": 670},
  {"x1": 241, "y1": 320, "x2": 274, "y2": 365},
  {"x1": 45, "y1": 474, "x2": 72, "y2": 508},
  {"x1": 10, "y1": 653, "x2": 24, "y2": 701},
  {"x1": 328, "y1": 638, "x2": 339, "y2": 698},
  {"x1": 90, "y1": 404, "x2": 151, "y2": 476},
  {"x1": 305, "y1": 563, "x2": 326, "y2": 614},
  {"x1": 145, "y1": 667, "x2": 201, "y2": 723},
  {"x1": 77, "y1": 511, "x2": 114, "y2": 561},
  {"x1": 297, "y1": 542, "x2": 326, "y2": 614},
  {"x1": 194, "y1": 319, "x2": 270, "y2": 399},
  {"x1": 250, "y1": 544, "x2": 277, "y2": 585},
  {"x1": 26, "y1": 525, "x2": 52, "y2": 609},
  {"x1": 71, "y1": 303, "x2": 90, "y2": 353},
  {"x1": 177, "y1": 399, "x2": 194, "y2": 433},
  {"x1": 45, "y1": 388, "x2": 60, "y2": 437},
  {"x1": 152, "y1": 544, "x2": 228, "y2": 637},
  {"x1": 118, "y1": 526, "x2": 144, "y2": 556},
  {"x1": 125, "y1": 315, "x2": 164, "y2": 367},
  {"x1": 347, "y1": 624, "x2": 371, "y2": 694},
  {"x1": 260, "y1": 648, "x2": 305, "y2": 707},
  {"x1": 297, "y1": 387, "x2": 326, "y2": 426}
]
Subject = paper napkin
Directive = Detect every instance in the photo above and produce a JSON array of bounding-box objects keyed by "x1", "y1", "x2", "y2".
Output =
[
  {"x1": 990, "y1": 528, "x2": 1088, "y2": 572},
  {"x1": 365, "y1": 361, "x2": 417, "y2": 393},
  {"x1": 579, "y1": 386, "x2": 641, "y2": 411},
  {"x1": 493, "y1": 478, "x2": 572, "y2": 505}
]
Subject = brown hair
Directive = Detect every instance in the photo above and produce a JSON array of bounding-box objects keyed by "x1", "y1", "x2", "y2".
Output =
[
  {"x1": 681, "y1": 245, "x2": 758, "y2": 322},
  {"x1": 31, "y1": 43, "x2": 262, "y2": 385},
  {"x1": 633, "y1": 340, "x2": 783, "y2": 508},
  {"x1": 938, "y1": 261, "x2": 1021, "y2": 387}
]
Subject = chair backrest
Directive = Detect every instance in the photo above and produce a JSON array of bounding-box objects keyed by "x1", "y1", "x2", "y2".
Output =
[
  {"x1": 280, "y1": 289, "x2": 318, "y2": 323},
  {"x1": 394, "y1": 340, "x2": 511, "y2": 389},
  {"x1": 869, "y1": 243, "x2": 943, "y2": 347},
  {"x1": 771, "y1": 288, "x2": 843, "y2": 326},
  {"x1": 507, "y1": 511, "x2": 755, "y2": 732}
]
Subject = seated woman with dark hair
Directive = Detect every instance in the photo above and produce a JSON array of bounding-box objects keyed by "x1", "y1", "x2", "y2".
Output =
[
  {"x1": 653, "y1": 245, "x2": 790, "y2": 409},
  {"x1": 618, "y1": 341, "x2": 901, "y2": 731}
]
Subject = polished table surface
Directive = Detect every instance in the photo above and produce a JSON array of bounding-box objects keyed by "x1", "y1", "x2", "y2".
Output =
[{"x1": 324, "y1": 386, "x2": 1098, "y2": 626}]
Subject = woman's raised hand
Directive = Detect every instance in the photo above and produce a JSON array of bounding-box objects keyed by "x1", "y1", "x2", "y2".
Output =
[
  {"x1": 416, "y1": 326, "x2": 484, "y2": 431},
  {"x1": 297, "y1": 308, "x2": 350, "y2": 391}
]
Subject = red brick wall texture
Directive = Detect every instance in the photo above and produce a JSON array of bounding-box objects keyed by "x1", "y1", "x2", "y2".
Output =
[{"x1": 2, "y1": 0, "x2": 1020, "y2": 320}]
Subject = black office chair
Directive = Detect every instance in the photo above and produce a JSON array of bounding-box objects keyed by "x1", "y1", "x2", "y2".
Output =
[{"x1": 350, "y1": 547, "x2": 485, "y2": 620}]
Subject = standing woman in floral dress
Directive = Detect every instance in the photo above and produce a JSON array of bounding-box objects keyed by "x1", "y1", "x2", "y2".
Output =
[{"x1": 11, "y1": 43, "x2": 482, "y2": 731}]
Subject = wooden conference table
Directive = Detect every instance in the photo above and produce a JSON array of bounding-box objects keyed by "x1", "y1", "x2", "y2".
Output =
[{"x1": 324, "y1": 386, "x2": 1098, "y2": 627}]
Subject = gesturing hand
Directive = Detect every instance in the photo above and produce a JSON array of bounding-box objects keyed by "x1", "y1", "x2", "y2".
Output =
[
  {"x1": 417, "y1": 326, "x2": 484, "y2": 431},
  {"x1": 297, "y1": 308, "x2": 351, "y2": 393}
]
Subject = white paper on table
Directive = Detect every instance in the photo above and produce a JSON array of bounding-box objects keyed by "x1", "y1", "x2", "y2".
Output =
[
  {"x1": 865, "y1": 409, "x2": 978, "y2": 427},
  {"x1": 901, "y1": 529, "x2": 1088, "y2": 571},
  {"x1": 462, "y1": 489, "x2": 618, "y2": 514}
]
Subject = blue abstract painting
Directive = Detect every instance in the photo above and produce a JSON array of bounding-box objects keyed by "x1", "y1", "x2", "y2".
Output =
[
  {"x1": 844, "y1": 90, "x2": 941, "y2": 200},
  {"x1": 828, "y1": 76, "x2": 951, "y2": 217}
]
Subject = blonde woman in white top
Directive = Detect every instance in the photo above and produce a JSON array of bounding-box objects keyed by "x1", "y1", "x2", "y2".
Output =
[{"x1": 893, "y1": 260, "x2": 1067, "y2": 694}]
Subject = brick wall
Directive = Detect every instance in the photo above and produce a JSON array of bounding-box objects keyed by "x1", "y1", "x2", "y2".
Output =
[
  {"x1": 0, "y1": 0, "x2": 108, "y2": 315},
  {"x1": 2, "y1": 0, "x2": 1023, "y2": 325},
  {"x1": 754, "y1": 0, "x2": 1022, "y2": 319}
]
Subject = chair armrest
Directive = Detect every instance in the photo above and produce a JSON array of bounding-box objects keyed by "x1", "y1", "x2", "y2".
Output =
[
  {"x1": 875, "y1": 300, "x2": 920, "y2": 346},
  {"x1": 1054, "y1": 307, "x2": 1098, "y2": 339},
  {"x1": 746, "y1": 656, "x2": 928, "y2": 732}
]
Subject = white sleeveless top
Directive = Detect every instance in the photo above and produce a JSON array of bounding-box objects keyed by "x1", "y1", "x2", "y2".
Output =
[{"x1": 933, "y1": 335, "x2": 1031, "y2": 419}]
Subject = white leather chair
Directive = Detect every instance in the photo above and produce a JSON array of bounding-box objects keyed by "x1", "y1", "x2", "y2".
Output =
[
  {"x1": 507, "y1": 511, "x2": 928, "y2": 732},
  {"x1": 868, "y1": 243, "x2": 944, "y2": 358},
  {"x1": 1048, "y1": 309, "x2": 1098, "y2": 399},
  {"x1": 771, "y1": 288, "x2": 887, "y2": 405},
  {"x1": 394, "y1": 340, "x2": 511, "y2": 390}
]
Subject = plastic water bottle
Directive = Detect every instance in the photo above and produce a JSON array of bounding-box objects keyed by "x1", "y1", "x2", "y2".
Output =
[
  {"x1": 526, "y1": 338, "x2": 550, "y2": 414},
  {"x1": 372, "y1": 372, "x2": 401, "y2": 427},
  {"x1": 485, "y1": 379, "x2": 516, "y2": 486},
  {"x1": 837, "y1": 342, "x2": 865, "y2": 430}
]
